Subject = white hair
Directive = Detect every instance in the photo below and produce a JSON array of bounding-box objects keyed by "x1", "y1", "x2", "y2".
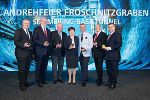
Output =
[
  {"x1": 22, "y1": 19, "x2": 30, "y2": 25},
  {"x1": 40, "y1": 17, "x2": 47, "y2": 22}
]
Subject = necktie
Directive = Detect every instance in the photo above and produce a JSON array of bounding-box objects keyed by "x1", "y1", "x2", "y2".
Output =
[
  {"x1": 59, "y1": 32, "x2": 62, "y2": 40},
  {"x1": 94, "y1": 33, "x2": 98, "y2": 42},
  {"x1": 44, "y1": 28, "x2": 47, "y2": 38},
  {"x1": 81, "y1": 34, "x2": 83, "y2": 42},
  {"x1": 107, "y1": 34, "x2": 112, "y2": 41},
  {"x1": 26, "y1": 30, "x2": 30, "y2": 39}
]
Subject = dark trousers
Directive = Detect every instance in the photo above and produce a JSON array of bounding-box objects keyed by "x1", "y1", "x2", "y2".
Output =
[
  {"x1": 106, "y1": 60, "x2": 119, "y2": 85},
  {"x1": 94, "y1": 56, "x2": 104, "y2": 83},
  {"x1": 35, "y1": 55, "x2": 48, "y2": 82},
  {"x1": 79, "y1": 53, "x2": 90, "y2": 82},
  {"x1": 17, "y1": 57, "x2": 31, "y2": 86},
  {"x1": 51, "y1": 56, "x2": 64, "y2": 80}
]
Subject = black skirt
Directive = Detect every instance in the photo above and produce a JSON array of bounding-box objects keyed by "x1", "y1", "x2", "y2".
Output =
[{"x1": 66, "y1": 55, "x2": 78, "y2": 68}]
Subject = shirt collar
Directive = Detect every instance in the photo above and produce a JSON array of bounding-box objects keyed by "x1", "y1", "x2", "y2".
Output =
[
  {"x1": 23, "y1": 28, "x2": 28, "y2": 32},
  {"x1": 109, "y1": 30, "x2": 115, "y2": 35},
  {"x1": 81, "y1": 31, "x2": 87, "y2": 35},
  {"x1": 41, "y1": 26, "x2": 46, "y2": 30},
  {"x1": 57, "y1": 30, "x2": 62, "y2": 34},
  {"x1": 96, "y1": 30, "x2": 102, "y2": 35}
]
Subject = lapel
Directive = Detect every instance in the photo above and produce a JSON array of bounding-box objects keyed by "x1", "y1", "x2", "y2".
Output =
[
  {"x1": 56, "y1": 30, "x2": 60, "y2": 40},
  {"x1": 99, "y1": 31, "x2": 103, "y2": 37},
  {"x1": 46, "y1": 28, "x2": 49, "y2": 38},
  {"x1": 21, "y1": 28, "x2": 29, "y2": 41},
  {"x1": 61, "y1": 32, "x2": 64, "y2": 40},
  {"x1": 83, "y1": 33, "x2": 87, "y2": 42},
  {"x1": 70, "y1": 36, "x2": 78, "y2": 46},
  {"x1": 69, "y1": 36, "x2": 72, "y2": 44},
  {"x1": 95, "y1": 31, "x2": 102, "y2": 42},
  {"x1": 39, "y1": 26, "x2": 47, "y2": 39},
  {"x1": 74, "y1": 36, "x2": 77, "y2": 45},
  {"x1": 28, "y1": 31, "x2": 32, "y2": 41},
  {"x1": 75, "y1": 36, "x2": 77, "y2": 44},
  {"x1": 93, "y1": 33, "x2": 96, "y2": 42},
  {"x1": 107, "y1": 32, "x2": 115, "y2": 43},
  {"x1": 93, "y1": 34, "x2": 96, "y2": 39},
  {"x1": 57, "y1": 30, "x2": 63, "y2": 42}
]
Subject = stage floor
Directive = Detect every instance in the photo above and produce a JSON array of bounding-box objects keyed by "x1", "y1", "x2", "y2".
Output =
[{"x1": 0, "y1": 70, "x2": 150, "y2": 100}]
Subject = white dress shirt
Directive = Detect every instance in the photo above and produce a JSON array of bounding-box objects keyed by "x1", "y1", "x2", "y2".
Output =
[
  {"x1": 58, "y1": 31, "x2": 62, "y2": 40},
  {"x1": 23, "y1": 28, "x2": 30, "y2": 39}
]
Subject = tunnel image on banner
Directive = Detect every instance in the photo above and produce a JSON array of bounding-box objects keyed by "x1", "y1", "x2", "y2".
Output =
[{"x1": 0, "y1": 0, "x2": 149, "y2": 71}]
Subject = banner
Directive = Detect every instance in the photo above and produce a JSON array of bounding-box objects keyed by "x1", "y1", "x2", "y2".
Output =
[{"x1": 0, "y1": 0, "x2": 149, "y2": 71}]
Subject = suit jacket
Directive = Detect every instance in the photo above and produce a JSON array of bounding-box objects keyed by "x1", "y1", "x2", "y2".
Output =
[
  {"x1": 33, "y1": 25, "x2": 52, "y2": 56},
  {"x1": 105, "y1": 31, "x2": 122, "y2": 61},
  {"x1": 14, "y1": 28, "x2": 33, "y2": 58},
  {"x1": 79, "y1": 31, "x2": 93, "y2": 57},
  {"x1": 51, "y1": 30, "x2": 67, "y2": 57},
  {"x1": 92, "y1": 31, "x2": 107, "y2": 58},
  {"x1": 64, "y1": 36, "x2": 79, "y2": 56}
]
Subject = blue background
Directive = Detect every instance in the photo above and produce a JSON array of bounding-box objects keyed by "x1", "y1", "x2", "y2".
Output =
[{"x1": 0, "y1": 0, "x2": 150, "y2": 71}]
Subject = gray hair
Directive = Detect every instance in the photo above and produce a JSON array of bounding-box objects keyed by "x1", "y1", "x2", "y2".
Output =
[{"x1": 22, "y1": 19, "x2": 30, "y2": 25}]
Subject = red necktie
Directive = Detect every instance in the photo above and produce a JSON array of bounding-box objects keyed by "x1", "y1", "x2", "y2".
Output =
[
  {"x1": 44, "y1": 28, "x2": 47, "y2": 38},
  {"x1": 94, "y1": 33, "x2": 98, "y2": 42}
]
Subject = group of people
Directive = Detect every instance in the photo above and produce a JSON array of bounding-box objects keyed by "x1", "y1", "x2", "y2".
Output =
[{"x1": 14, "y1": 17, "x2": 122, "y2": 91}]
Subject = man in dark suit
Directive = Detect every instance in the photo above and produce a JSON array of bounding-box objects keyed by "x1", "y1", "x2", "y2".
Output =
[
  {"x1": 14, "y1": 19, "x2": 33, "y2": 91},
  {"x1": 102, "y1": 23, "x2": 122, "y2": 90},
  {"x1": 33, "y1": 17, "x2": 51, "y2": 87},
  {"x1": 51, "y1": 23, "x2": 67, "y2": 84},
  {"x1": 92, "y1": 24, "x2": 107, "y2": 86}
]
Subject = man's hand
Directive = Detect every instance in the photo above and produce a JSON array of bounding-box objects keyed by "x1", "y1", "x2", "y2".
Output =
[
  {"x1": 69, "y1": 45, "x2": 74, "y2": 49},
  {"x1": 102, "y1": 45, "x2": 106, "y2": 49},
  {"x1": 59, "y1": 44, "x2": 62, "y2": 48},
  {"x1": 103, "y1": 47, "x2": 112, "y2": 51},
  {"x1": 93, "y1": 42, "x2": 97, "y2": 47},
  {"x1": 72, "y1": 45, "x2": 75, "y2": 48},
  {"x1": 81, "y1": 47, "x2": 86, "y2": 52},
  {"x1": 56, "y1": 43, "x2": 61, "y2": 48},
  {"x1": 44, "y1": 41, "x2": 49, "y2": 46},
  {"x1": 24, "y1": 43, "x2": 30, "y2": 48}
]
